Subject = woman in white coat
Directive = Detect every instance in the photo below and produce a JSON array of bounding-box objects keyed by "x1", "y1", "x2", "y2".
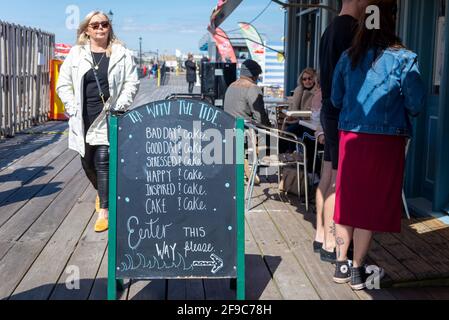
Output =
[{"x1": 57, "y1": 11, "x2": 140, "y2": 232}]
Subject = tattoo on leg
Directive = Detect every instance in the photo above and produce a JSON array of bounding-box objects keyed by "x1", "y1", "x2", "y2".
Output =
[
  {"x1": 330, "y1": 223, "x2": 336, "y2": 236},
  {"x1": 336, "y1": 237, "x2": 345, "y2": 259}
]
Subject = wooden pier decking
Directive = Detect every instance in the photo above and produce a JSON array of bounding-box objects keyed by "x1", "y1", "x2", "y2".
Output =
[{"x1": 1, "y1": 76, "x2": 449, "y2": 300}]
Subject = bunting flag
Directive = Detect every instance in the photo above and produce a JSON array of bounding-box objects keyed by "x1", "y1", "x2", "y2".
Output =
[
  {"x1": 238, "y1": 22, "x2": 266, "y2": 78},
  {"x1": 208, "y1": 0, "x2": 243, "y2": 33},
  {"x1": 211, "y1": 27, "x2": 237, "y2": 63}
]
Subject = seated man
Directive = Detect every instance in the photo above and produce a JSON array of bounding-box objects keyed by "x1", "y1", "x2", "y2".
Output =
[
  {"x1": 224, "y1": 59, "x2": 270, "y2": 184},
  {"x1": 224, "y1": 59, "x2": 270, "y2": 126}
]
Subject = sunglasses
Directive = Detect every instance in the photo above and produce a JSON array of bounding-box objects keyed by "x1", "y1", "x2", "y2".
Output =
[
  {"x1": 89, "y1": 21, "x2": 110, "y2": 30},
  {"x1": 302, "y1": 77, "x2": 313, "y2": 81}
]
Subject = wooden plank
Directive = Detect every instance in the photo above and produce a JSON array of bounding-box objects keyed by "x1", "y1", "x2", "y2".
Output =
[
  {"x1": 0, "y1": 130, "x2": 67, "y2": 173},
  {"x1": 89, "y1": 248, "x2": 131, "y2": 301},
  {"x1": 0, "y1": 122, "x2": 67, "y2": 170},
  {"x1": 0, "y1": 240, "x2": 44, "y2": 299},
  {"x1": 367, "y1": 238, "x2": 417, "y2": 283},
  {"x1": 0, "y1": 158, "x2": 84, "y2": 261},
  {"x1": 0, "y1": 148, "x2": 77, "y2": 230},
  {"x1": 419, "y1": 218, "x2": 449, "y2": 242},
  {"x1": 166, "y1": 280, "x2": 187, "y2": 300},
  {"x1": 244, "y1": 221, "x2": 283, "y2": 300},
  {"x1": 203, "y1": 279, "x2": 236, "y2": 300},
  {"x1": 374, "y1": 232, "x2": 439, "y2": 280},
  {"x1": 276, "y1": 188, "x2": 322, "y2": 241},
  {"x1": 245, "y1": 185, "x2": 320, "y2": 300},
  {"x1": 0, "y1": 241, "x2": 10, "y2": 259},
  {"x1": 0, "y1": 170, "x2": 89, "y2": 298},
  {"x1": 0, "y1": 155, "x2": 82, "y2": 248},
  {"x1": 50, "y1": 214, "x2": 108, "y2": 300},
  {"x1": 19, "y1": 171, "x2": 89, "y2": 243},
  {"x1": 88, "y1": 248, "x2": 110, "y2": 301},
  {"x1": 10, "y1": 185, "x2": 96, "y2": 300},
  {"x1": 185, "y1": 280, "x2": 206, "y2": 300},
  {"x1": 0, "y1": 129, "x2": 67, "y2": 172},
  {"x1": 0, "y1": 131, "x2": 68, "y2": 175},
  {"x1": 127, "y1": 280, "x2": 167, "y2": 300},
  {"x1": 390, "y1": 220, "x2": 449, "y2": 277},
  {"x1": 258, "y1": 184, "x2": 359, "y2": 300},
  {"x1": 167, "y1": 279, "x2": 205, "y2": 300},
  {"x1": 0, "y1": 134, "x2": 68, "y2": 205}
]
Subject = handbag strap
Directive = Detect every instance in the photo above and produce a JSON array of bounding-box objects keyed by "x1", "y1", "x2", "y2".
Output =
[{"x1": 91, "y1": 65, "x2": 106, "y2": 106}]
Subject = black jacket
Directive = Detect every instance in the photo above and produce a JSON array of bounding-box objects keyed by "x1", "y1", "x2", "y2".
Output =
[{"x1": 185, "y1": 60, "x2": 197, "y2": 83}]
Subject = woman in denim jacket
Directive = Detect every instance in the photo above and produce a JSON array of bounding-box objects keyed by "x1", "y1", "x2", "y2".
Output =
[{"x1": 330, "y1": 0, "x2": 426, "y2": 290}]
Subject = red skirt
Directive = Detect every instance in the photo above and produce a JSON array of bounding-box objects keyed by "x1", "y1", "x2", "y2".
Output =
[{"x1": 334, "y1": 131, "x2": 407, "y2": 233}]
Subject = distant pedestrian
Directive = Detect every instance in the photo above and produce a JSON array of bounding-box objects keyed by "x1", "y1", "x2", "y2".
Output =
[
  {"x1": 185, "y1": 53, "x2": 197, "y2": 94},
  {"x1": 57, "y1": 11, "x2": 139, "y2": 233},
  {"x1": 331, "y1": 0, "x2": 426, "y2": 290},
  {"x1": 152, "y1": 62, "x2": 159, "y2": 79}
]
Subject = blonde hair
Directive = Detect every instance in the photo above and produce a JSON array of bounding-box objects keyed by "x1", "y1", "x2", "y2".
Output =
[
  {"x1": 297, "y1": 67, "x2": 318, "y2": 89},
  {"x1": 77, "y1": 11, "x2": 122, "y2": 57}
]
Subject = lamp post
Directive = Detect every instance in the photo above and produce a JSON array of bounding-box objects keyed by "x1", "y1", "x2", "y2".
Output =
[{"x1": 139, "y1": 37, "x2": 143, "y2": 69}]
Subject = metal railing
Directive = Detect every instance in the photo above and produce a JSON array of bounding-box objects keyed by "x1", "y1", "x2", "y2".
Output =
[{"x1": 0, "y1": 21, "x2": 55, "y2": 138}]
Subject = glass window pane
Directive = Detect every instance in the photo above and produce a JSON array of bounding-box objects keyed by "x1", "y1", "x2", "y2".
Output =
[{"x1": 433, "y1": 0, "x2": 447, "y2": 92}]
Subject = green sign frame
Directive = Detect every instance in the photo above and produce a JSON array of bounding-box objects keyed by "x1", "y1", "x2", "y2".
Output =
[{"x1": 107, "y1": 114, "x2": 246, "y2": 300}]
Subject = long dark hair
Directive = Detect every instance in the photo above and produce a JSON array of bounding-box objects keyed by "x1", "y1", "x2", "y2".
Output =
[{"x1": 348, "y1": 0, "x2": 404, "y2": 69}]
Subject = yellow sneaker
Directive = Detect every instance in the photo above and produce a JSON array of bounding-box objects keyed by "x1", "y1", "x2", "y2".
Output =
[
  {"x1": 94, "y1": 217, "x2": 108, "y2": 233},
  {"x1": 95, "y1": 195, "x2": 100, "y2": 213}
]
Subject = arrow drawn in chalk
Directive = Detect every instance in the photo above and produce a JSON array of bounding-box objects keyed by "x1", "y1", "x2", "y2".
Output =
[{"x1": 192, "y1": 254, "x2": 224, "y2": 274}]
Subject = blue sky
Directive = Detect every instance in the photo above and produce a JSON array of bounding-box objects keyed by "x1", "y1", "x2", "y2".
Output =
[{"x1": 0, "y1": 0, "x2": 285, "y2": 54}]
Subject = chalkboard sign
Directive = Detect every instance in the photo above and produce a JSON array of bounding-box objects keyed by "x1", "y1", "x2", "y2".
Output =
[{"x1": 107, "y1": 99, "x2": 245, "y2": 299}]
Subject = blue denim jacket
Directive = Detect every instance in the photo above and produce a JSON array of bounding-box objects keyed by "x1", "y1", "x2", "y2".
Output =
[{"x1": 331, "y1": 48, "x2": 426, "y2": 137}]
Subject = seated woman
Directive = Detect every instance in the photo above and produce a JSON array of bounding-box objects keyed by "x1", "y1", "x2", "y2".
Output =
[
  {"x1": 290, "y1": 68, "x2": 319, "y2": 111},
  {"x1": 281, "y1": 69, "x2": 323, "y2": 175}
]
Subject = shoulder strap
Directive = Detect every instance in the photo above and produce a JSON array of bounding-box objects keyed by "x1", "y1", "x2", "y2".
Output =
[{"x1": 91, "y1": 66, "x2": 106, "y2": 106}]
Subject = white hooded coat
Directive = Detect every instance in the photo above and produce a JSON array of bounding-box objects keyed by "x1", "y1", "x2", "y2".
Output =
[{"x1": 56, "y1": 43, "x2": 140, "y2": 157}]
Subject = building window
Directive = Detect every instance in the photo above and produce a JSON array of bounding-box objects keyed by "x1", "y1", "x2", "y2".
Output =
[{"x1": 433, "y1": 0, "x2": 447, "y2": 93}]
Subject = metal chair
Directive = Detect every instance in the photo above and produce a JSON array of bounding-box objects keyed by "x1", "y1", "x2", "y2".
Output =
[
  {"x1": 245, "y1": 122, "x2": 309, "y2": 212},
  {"x1": 300, "y1": 131, "x2": 324, "y2": 190},
  {"x1": 313, "y1": 132, "x2": 325, "y2": 180}
]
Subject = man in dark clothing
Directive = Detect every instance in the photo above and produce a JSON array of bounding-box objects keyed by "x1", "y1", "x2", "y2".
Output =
[
  {"x1": 185, "y1": 53, "x2": 197, "y2": 94},
  {"x1": 315, "y1": 0, "x2": 369, "y2": 263},
  {"x1": 224, "y1": 59, "x2": 269, "y2": 126}
]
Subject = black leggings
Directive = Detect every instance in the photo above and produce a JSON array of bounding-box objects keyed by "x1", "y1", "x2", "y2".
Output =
[
  {"x1": 81, "y1": 144, "x2": 109, "y2": 209},
  {"x1": 188, "y1": 82, "x2": 195, "y2": 94}
]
